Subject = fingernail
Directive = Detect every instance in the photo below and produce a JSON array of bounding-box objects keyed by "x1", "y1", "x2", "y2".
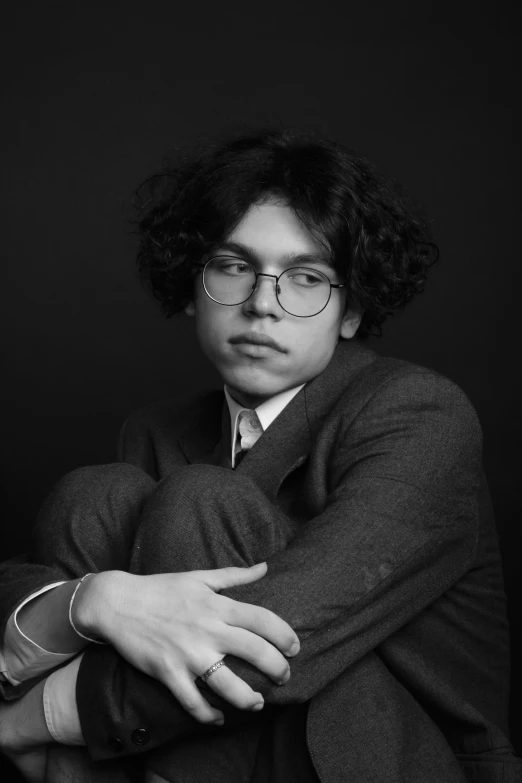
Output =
[
  {"x1": 278, "y1": 669, "x2": 290, "y2": 685},
  {"x1": 213, "y1": 718, "x2": 225, "y2": 726},
  {"x1": 288, "y1": 641, "x2": 300, "y2": 656},
  {"x1": 252, "y1": 701, "x2": 264, "y2": 711}
]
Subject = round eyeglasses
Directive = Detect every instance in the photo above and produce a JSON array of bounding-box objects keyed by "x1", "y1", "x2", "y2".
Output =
[{"x1": 201, "y1": 256, "x2": 345, "y2": 317}]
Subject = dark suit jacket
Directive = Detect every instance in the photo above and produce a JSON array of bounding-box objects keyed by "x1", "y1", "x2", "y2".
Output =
[{"x1": 1, "y1": 339, "x2": 521, "y2": 782}]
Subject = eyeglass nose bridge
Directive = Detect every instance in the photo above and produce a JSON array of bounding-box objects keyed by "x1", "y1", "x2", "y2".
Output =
[{"x1": 248, "y1": 271, "x2": 282, "y2": 298}]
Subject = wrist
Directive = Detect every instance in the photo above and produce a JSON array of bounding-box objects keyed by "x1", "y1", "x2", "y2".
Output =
[{"x1": 72, "y1": 570, "x2": 126, "y2": 642}]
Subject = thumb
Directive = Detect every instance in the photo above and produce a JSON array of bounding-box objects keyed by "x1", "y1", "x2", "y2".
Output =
[{"x1": 199, "y1": 563, "x2": 267, "y2": 591}]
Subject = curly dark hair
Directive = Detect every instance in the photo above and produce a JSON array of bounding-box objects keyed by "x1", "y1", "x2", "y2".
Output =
[{"x1": 134, "y1": 128, "x2": 439, "y2": 339}]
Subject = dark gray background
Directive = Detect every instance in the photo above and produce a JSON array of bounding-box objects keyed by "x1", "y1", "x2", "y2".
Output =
[{"x1": 1, "y1": 0, "x2": 520, "y2": 754}]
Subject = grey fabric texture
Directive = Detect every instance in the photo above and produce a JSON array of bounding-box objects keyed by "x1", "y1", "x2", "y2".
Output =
[{"x1": 1, "y1": 339, "x2": 521, "y2": 782}]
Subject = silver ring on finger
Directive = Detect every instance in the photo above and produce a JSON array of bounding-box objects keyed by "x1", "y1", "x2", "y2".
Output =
[{"x1": 200, "y1": 659, "x2": 226, "y2": 684}]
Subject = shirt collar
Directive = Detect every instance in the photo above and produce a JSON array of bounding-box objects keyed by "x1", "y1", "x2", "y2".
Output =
[{"x1": 224, "y1": 383, "x2": 305, "y2": 465}]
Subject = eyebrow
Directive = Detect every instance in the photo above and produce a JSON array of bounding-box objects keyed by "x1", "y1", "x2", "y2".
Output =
[{"x1": 209, "y1": 241, "x2": 335, "y2": 270}]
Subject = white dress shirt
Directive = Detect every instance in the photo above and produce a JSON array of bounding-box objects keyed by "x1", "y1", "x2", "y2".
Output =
[{"x1": 0, "y1": 382, "x2": 305, "y2": 743}]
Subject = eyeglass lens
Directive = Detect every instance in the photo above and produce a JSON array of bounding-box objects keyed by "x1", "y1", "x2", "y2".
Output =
[{"x1": 203, "y1": 257, "x2": 332, "y2": 317}]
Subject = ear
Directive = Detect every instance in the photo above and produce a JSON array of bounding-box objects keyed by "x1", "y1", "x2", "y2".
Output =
[
  {"x1": 185, "y1": 301, "x2": 196, "y2": 317},
  {"x1": 339, "y1": 307, "x2": 362, "y2": 339}
]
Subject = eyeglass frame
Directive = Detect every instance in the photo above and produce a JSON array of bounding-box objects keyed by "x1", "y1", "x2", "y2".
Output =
[{"x1": 199, "y1": 255, "x2": 346, "y2": 318}]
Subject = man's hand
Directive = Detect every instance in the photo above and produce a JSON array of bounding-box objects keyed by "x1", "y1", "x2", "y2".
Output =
[
  {"x1": 0, "y1": 679, "x2": 52, "y2": 782},
  {"x1": 74, "y1": 564, "x2": 300, "y2": 725}
]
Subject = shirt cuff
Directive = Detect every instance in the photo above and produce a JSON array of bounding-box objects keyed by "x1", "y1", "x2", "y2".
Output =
[
  {"x1": 0, "y1": 582, "x2": 76, "y2": 685},
  {"x1": 43, "y1": 653, "x2": 85, "y2": 745}
]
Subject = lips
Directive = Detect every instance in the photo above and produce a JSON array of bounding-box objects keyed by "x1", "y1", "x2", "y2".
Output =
[{"x1": 229, "y1": 332, "x2": 286, "y2": 353}]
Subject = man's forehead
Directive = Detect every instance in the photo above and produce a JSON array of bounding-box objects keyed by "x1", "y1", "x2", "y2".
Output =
[{"x1": 211, "y1": 239, "x2": 334, "y2": 270}]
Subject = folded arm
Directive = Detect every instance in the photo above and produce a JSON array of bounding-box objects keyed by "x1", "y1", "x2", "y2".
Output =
[{"x1": 77, "y1": 371, "x2": 483, "y2": 757}]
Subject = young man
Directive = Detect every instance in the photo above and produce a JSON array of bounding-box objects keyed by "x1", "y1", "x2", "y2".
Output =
[{"x1": 0, "y1": 128, "x2": 520, "y2": 783}]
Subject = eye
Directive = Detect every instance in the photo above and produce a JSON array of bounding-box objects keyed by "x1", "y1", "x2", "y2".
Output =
[
  {"x1": 286, "y1": 268, "x2": 326, "y2": 287},
  {"x1": 213, "y1": 258, "x2": 252, "y2": 275}
]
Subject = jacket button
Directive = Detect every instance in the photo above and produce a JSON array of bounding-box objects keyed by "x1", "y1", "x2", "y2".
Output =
[
  {"x1": 131, "y1": 728, "x2": 150, "y2": 746},
  {"x1": 107, "y1": 736, "x2": 124, "y2": 753}
]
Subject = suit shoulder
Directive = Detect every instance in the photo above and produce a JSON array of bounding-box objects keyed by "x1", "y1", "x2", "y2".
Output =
[
  {"x1": 339, "y1": 355, "x2": 481, "y2": 430},
  {"x1": 383, "y1": 357, "x2": 475, "y2": 405}
]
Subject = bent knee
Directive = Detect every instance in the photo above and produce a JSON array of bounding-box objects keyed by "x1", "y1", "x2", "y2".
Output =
[
  {"x1": 155, "y1": 463, "x2": 253, "y2": 503},
  {"x1": 52, "y1": 463, "x2": 154, "y2": 505}
]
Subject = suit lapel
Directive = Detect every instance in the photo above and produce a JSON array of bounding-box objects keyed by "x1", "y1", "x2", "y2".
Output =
[
  {"x1": 177, "y1": 339, "x2": 377, "y2": 499},
  {"x1": 176, "y1": 391, "x2": 229, "y2": 467},
  {"x1": 235, "y1": 390, "x2": 311, "y2": 500},
  {"x1": 199, "y1": 403, "x2": 233, "y2": 470}
]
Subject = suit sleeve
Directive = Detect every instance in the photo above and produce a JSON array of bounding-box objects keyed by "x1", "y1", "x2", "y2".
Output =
[{"x1": 77, "y1": 370, "x2": 484, "y2": 759}]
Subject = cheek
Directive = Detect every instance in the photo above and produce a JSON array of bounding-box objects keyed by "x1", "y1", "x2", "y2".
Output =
[
  {"x1": 194, "y1": 303, "x2": 232, "y2": 355},
  {"x1": 294, "y1": 311, "x2": 342, "y2": 351}
]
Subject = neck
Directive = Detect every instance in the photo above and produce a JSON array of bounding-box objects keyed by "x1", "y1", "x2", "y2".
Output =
[{"x1": 225, "y1": 387, "x2": 268, "y2": 409}]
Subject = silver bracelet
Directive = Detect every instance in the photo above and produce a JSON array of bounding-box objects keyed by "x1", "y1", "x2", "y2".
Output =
[{"x1": 68, "y1": 573, "x2": 107, "y2": 644}]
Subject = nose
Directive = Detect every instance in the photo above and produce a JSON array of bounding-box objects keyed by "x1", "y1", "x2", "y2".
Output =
[{"x1": 242, "y1": 273, "x2": 283, "y2": 318}]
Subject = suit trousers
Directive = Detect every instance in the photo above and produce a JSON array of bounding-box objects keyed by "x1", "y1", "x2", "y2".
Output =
[{"x1": 41, "y1": 463, "x2": 318, "y2": 783}]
